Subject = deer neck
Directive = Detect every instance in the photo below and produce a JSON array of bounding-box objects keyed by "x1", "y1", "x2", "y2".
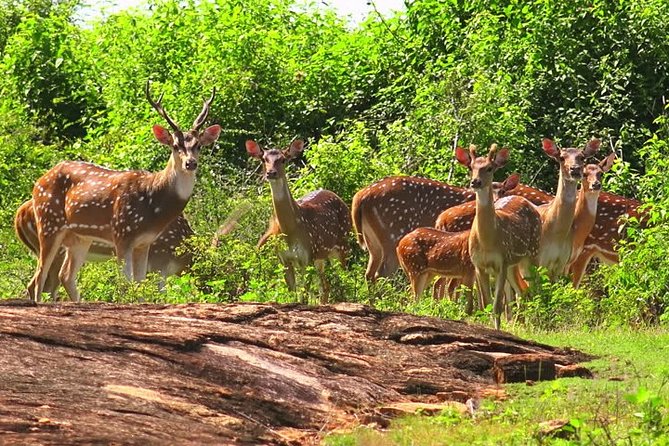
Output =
[
  {"x1": 545, "y1": 172, "x2": 578, "y2": 234},
  {"x1": 268, "y1": 176, "x2": 302, "y2": 237},
  {"x1": 572, "y1": 187, "x2": 600, "y2": 251},
  {"x1": 154, "y1": 154, "x2": 196, "y2": 201},
  {"x1": 473, "y1": 185, "x2": 499, "y2": 247},
  {"x1": 146, "y1": 155, "x2": 194, "y2": 219}
]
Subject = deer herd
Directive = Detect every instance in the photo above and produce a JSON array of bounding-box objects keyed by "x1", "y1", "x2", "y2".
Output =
[{"x1": 14, "y1": 82, "x2": 644, "y2": 329}]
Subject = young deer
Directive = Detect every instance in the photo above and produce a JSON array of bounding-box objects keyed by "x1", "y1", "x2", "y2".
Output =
[
  {"x1": 246, "y1": 140, "x2": 351, "y2": 304},
  {"x1": 351, "y1": 176, "x2": 474, "y2": 281},
  {"x1": 15, "y1": 199, "x2": 193, "y2": 300},
  {"x1": 569, "y1": 191, "x2": 643, "y2": 287},
  {"x1": 533, "y1": 138, "x2": 600, "y2": 279},
  {"x1": 564, "y1": 154, "x2": 616, "y2": 283},
  {"x1": 456, "y1": 144, "x2": 542, "y2": 329},
  {"x1": 397, "y1": 228, "x2": 476, "y2": 313},
  {"x1": 425, "y1": 174, "x2": 522, "y2": 306},
  {"x1": 26, "y1": 81, "x2": 220, "y2": 301}
]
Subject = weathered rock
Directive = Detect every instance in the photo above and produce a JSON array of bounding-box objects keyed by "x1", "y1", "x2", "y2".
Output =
[
  {"x1": 492, "y1": 354, "x2": 557, "y2": 383},
  {"x1": 0, "y1": 301, "x2": 591, "y2": 444}
]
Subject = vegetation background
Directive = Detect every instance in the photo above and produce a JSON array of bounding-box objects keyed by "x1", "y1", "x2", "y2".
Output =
[{"x1": 1, "y1": 0, "x2": 668, "y2": 442}]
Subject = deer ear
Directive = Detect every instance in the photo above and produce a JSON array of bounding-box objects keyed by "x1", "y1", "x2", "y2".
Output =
[
  {"x1": 285, "y1": 140, "x2": 304, "y2": 159},
  {"x1": 494, "y1": 148, "x2": 510, "y2": 167},
  {"x1": 600, "y1": 152, "x2": 616, "y2": 172},
  {"x1": 454, "y1": 147, "x2": 471, "y2": 168},
  {"x1": 199, "y1": 125, "x2": 221, "y2": 146},
  {"x1": 245, "y1": 140, "x2": 263, "y2": 158},
  {"x1": 584, "y1": 138, "x2": 601, "y2": 157},
  {"x1": 503, "y1": 173, "x2": 520, "y2": 191},
  {"x1": 542, "y1": 138, "x2": 560, "y2": 159},
  {"x1": 153, "y1": 125, "x2": 173, "y2": 146}
]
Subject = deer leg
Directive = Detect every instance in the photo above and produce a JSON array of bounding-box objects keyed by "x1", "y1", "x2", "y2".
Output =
[
  {"x1": 44, "y1": 251, "x2": 65, "y2": 301},
  {"x1": 119, "y1": 245, "x2": 134, "y2": 281},
  {"x1": 462, "y1": 274, "x2": 475, "y2": 315},
  {"x1": 132, "y1": 245, "x2": 151, "y2": 281},
  {"x1": 59, "y1": 238, "x2": 91, "y2": 302},
  {"x1": 432, "y1": 277, "x2": 448, "y2": 300},
  {"x1": 363, "y1": 228, "x2": 384, "y2": 282},
  {"x1": 569, "y1": 248, "x2": 595, "y2": 288},
  {"x1": 29, "y1": 231, "x2": 66, "y2": 302},
  {"x1": 475, "y1": 269, "x2": 491, "y2": 317},
  {"x1": 493, "y1": 268, "x2": 508, "y2": 330},
  {"x1": 379, "y1": 239, "x2": 400, "y2": 277},
  {"x1": 315, "y1": 259, "x2": 329, "y2": 305},
  {"x1": 412, "y1": 272, "x2": 427, "y2": 300},
  {"x1": 278, "y1": 251, "x2": 297, "y2": 292}
]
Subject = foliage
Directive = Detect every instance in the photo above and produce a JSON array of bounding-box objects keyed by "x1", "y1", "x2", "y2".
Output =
[
  {"x1": 1, "y1": 0, "x2": 669, "y2": 334},
  {"x1": 325, "y1": 328, "x2": 669, "y2": 445},
  {"x1": 602, "y1": 108, "x2": 669, "y2": 325}
]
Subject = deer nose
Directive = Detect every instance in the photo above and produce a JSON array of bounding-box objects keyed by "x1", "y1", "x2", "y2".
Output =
[
  {"x1": 592, "y1": 181, "x2": 602, "y2": 190},
  {"x1": 470, "y1": 178, "x2": 482, "y2": 189},
  {"x1": 570, "y1": 166, "x2": 582, "y2": 178},
  {"x1": 185, "y1": 159, "x2": 198, "y2": 171},
  {"x1": 266, "y1": 170, "x2": 278, "y2": 179}
]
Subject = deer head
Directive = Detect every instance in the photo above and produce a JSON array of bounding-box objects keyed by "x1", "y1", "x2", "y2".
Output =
[
  {"x1": 583, "y1": 153, "x2": 616, "y2": 193},
  {"x1": 245, "y1": 140, "x2": 304, "y2": 180},
  {"x1": 455, "y1": 144, "x2": 510, "y2": 190},
  {"x1": 146, "y1": 81, "x2": 221, "y2": 173},
  {"x1": 542, "y1": 138, "x2": 601, "y2": 182}
]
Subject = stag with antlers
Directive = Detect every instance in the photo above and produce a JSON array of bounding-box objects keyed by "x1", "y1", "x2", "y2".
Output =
[{"x1": 25, "y1": 81, "x2": 220, "y2": 301}]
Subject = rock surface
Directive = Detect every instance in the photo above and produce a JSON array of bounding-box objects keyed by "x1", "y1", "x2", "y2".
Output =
[{"x1": 0, "y1": 301, "x2": 591, "y2": 445}]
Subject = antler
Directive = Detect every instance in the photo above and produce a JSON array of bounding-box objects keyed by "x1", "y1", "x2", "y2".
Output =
[
  {"x1": 145, "y1": 80, "x2": 181, "y2": 134},
  {"x1": 192, "y1": 87, "x2": 216, "y2": 130}
]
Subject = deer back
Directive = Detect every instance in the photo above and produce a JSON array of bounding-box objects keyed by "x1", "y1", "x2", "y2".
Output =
[
  {"x1": 496, "y1": 183, "x2": 553, "y2": 206},
  {"x1": 295, "y1": 189, "x2": 352, "y2": 261},
  {"x1": 470, "y1": 195, "x2": 542, "y2": 267},
  {"x1": 397, "y1": 227, "x2": 471, "y2": 277},
  {"x1": 585, "y1": 191, "x2": 643, "y2": 255},
  {"x1": 352, "y1": 176, "x2": 474, "y2": 247}
]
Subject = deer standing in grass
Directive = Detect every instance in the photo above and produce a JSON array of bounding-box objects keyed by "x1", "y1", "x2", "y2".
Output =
[
  {"x1": 351, "y1": 176, "x2": 474, "y2": 282},
  {"x1": 533, "y1": 138, "x2": 600, "y2": 279},
  {"x1": 564, "y1": 154, "x2": 616, "y2": 282},
  {"x1": 26, "y1": 81, "x2": 220, "y2": 301},
  {"x1": 15, "y1": 199, "x2": 193, "y2": 301},
  {"x1": 397, "y1": 229, "x2": 476, "y2": 313},
  {"x1": 246, "y1": 140, "x2": 351, "y2": 304},
  {"x1": 569, "y1": 190, "x2": 643, "y2": 287},
  {"x1": 456, "y1": 144, "x2": 542, "y2": 329},
  {"x1": 396, "y1": 174, "x2": 523, "y2": 313}
]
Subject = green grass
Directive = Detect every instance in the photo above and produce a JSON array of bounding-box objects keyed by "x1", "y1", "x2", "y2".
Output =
[{"x1": 324, "y1": 328, "x2": 669, "y2": 446}]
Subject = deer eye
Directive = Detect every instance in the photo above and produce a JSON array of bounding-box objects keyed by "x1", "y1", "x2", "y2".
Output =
[{"x1": 487, "y1": 166, "x2": 494, "y2": 172}]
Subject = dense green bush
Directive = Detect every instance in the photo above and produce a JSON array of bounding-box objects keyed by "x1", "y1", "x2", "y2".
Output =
[{"x1": 1, "y1": 0, "x2": 669, "y2": 328}]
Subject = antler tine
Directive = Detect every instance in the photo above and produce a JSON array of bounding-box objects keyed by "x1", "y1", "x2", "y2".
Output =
[
  {"x1": 192, "y1": 87, "x2": 216, "y2": 130},
  {"x1": 145, "y1": 80, "x2": 181, "y2": 133},
  {"x1": 468, "y1": 143, "x2": 477, "y2": 159}
]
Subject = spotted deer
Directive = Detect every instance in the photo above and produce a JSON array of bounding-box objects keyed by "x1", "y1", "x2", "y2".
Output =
[
  {"x1": 26, "y1": 81, "x2": 220, "y2": 301},
  {"x1": 569, "y1": 191, "x2": 643, "y2": 287},
  {"x1": 428, "y1": 174, "x2": 520, "y2": 304},
  {"x1": 531, "y1": 138, "x2": 600, "y2": 279},
  {"x1": 15, "y1": 199, "x2": 193, "y2": 300},
  {"x1": 351, "y1": 176, "x2": 474, "y2": 282},
  {"x1": 456, "y1": 144, "x2": 542, "y2": 329},
  {"x1": 397, "y1": 228, "x2": 476, "y2": 313},
  {"x1": 246, "y1": 139, "x2": 351, "y2": 304},
  {"x1": 563, "y1": 154, "x2": 616, "y2": 282}
]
